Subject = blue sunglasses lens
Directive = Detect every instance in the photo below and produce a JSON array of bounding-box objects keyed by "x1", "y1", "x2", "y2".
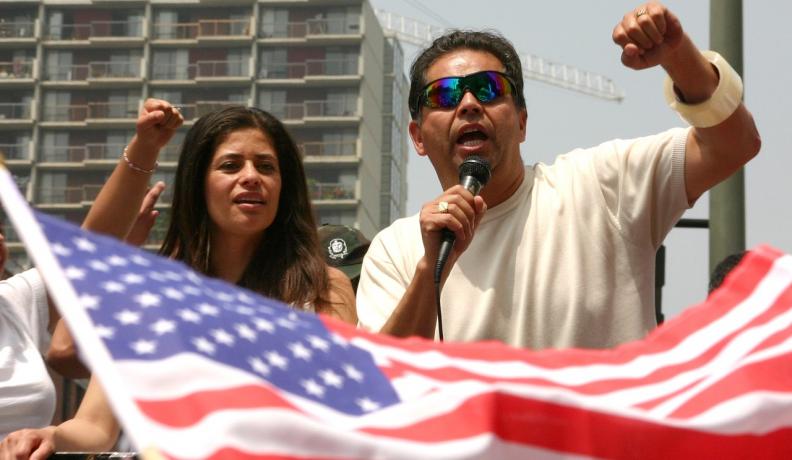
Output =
[{"x1": 421, "y1": 71, "x2": 513, "y2": 109}]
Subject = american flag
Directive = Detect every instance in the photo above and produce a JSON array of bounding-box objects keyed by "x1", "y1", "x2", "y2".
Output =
[{"x1": 2, "y1": 169, "x2": 792, "y2": 459}]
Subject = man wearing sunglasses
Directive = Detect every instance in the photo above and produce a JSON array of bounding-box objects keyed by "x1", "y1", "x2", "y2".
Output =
[{"x1": 356, "y1": 3, "x2": 760, "y2": 350}]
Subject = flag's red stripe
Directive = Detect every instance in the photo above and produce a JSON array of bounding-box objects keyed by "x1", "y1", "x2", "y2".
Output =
[
  {"x1": 375, "y1": 282, "x2": 792, "y2": 404},
  {"x1": 164, "y1": 447, "x2": 356, "y2": 460},
  {"x1": 136, "y1": 378, "x2": 792, "y2": 458},
  {"x1": 325, "y1": 248, "x2": 779, "y2": 370},
  {"x1": 136, "y1": 383, "x2": 298, "y2": 427},
  {"x1": 357, "y1": 390, "x2": 792, "y2": 459}
]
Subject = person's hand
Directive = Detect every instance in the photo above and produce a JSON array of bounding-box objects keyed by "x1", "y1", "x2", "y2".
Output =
[
  {"x1": 134, "y1": 98, "x2": 183, "y2": 151},
  {"x1": 0, "y1": 426, "x2": 57, "y2": 460},
  {"x1": 612, "y1": 2, "x2": 685, "y2": 70},
  {"x1": 124, "y1": 181, "x2": 166, "y2": 246},
  {"x1": 418, "y1": 185, "x2": 486, "y2": 281}
]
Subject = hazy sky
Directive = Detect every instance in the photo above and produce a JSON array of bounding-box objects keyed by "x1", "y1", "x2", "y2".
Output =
[{"x1": 369, "y1": 0, "x2": 791, "y2": 319}]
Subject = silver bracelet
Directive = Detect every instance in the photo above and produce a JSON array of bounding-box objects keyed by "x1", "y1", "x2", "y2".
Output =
[{"x1": 122, "y1": 146, "x2": 158, "y2": 174}]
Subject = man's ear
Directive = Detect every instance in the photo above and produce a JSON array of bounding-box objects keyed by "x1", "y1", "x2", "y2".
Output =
[
  {"x1": 408, "y1": 120, "x2": 428, "y2": 157},
  {"x1": 518, "y1": 108, "x2": 528, "y2": 142}
]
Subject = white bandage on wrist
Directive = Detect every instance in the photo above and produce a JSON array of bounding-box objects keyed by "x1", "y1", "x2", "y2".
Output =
[{"x1": 663, "y1": 50, "x2": 743, "y2": 128}]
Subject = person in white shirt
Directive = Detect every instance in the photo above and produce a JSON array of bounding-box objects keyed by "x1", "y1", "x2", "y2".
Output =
[{"x1": 356, "y1": 2, "x2": 761, "y2": 349}]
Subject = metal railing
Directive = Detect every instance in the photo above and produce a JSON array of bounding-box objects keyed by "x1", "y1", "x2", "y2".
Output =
[
  {"x1": 0, "y1": 143, "x2": 29, "y2": 160},
  {"x1": 43, "y1": 103, "x2": 136, "y2": 122},
  {"x1": 37, "y1": 186, "x2": 91, "y2": 204},
  {"x1": 0, "y1": 21, "x2": 35, "y2": 39},
  {"x1": 85, "y1": 143, "x2": 125, "y2": 160},
  {"x1": 175, "y1": 101, "x2": 245, "y2": 120},
  {"x1": 304, "y1": 99, "x2": 356, "y2": 117},
  {"x1": 309, "y1": 182, "x2": 355, "y2": 200},
  {"x1": 259, "y1": 18, "x2": 359, "y2": 38},
  {"x1": 46, "y1": 20, "x2": 143, "y2": 40},
  {"x1": 40, "y1": 146, "x2": 88, "y2": 162},
  {"x1": 300, "y1": 140, "x2": 356, "y2": 157},
  {"x1": 0, "y1": 102, "x2": 31, "y2": 120},
  {"x1": 0, "y1": 59, "x2": 34, "y2": 79},
  {"x1": 259, "y1": 58, "x2": 358, "y2": 79},
  {"x1": 151, "y1": 59, "x2": 248, "y2": 80},
  {"x1": 154, "y1": 19, "x2": 250, "y2": 39},
  {"x1": 46, "y1": 61, "x2": 141, "y2": 81}
]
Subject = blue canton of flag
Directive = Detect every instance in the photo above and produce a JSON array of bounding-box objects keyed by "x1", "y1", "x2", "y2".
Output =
[{"x1": 36, "y1": 211, "x2": 400, "y2": 416}]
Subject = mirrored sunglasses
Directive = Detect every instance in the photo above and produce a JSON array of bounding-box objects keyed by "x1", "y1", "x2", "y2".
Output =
[{"x1": 419, "y1": 70, "x2": 516, "y2": 111}]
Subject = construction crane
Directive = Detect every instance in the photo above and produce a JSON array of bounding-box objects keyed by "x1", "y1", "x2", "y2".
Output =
[{"x1": 374, "y1": 9, "x2": 625, "y2": 102}]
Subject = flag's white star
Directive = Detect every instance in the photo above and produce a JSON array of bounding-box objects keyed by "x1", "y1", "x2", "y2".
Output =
[
  {"x1": 122, "y1": 273, "x2": 145, "y2": 284},
  {"x1": 183, "y1": 285, "x2": 202, "y2": 296},
  {"x1": 73, "y1": 237, "x2": 96, "y2": 252},
  {"x1": 79, "y1": 294, "x2": 101, "y2": 310},
  {"x1": 356, "y1": 397, "x2": 381, "y2": 412},
  {"x1": 289, "y1": 342, "x2": 312, "y2": 360},
  {"x1": 235, "y1": 324, "x2": 257, "y2": 341},
  {"x1": 266, "y1": 351, "x2": 288, "y2": 370},
  {"x1": 343, "y1": 364, "x2": 364, "y2": 382},
  {"x1": 134, "y1": 292, "x2": 161, "y2": 308},
  {"x1": 88, "y1": 260, "x2": 110, "y2": 272},
  {"x1": 301, "y1": 379, "x2": 325, "y2": 398},
  {"x1": 208, "y1": 290, "x2": 234, "y2": 302},
  {"x1": 198, "y1": 303, "x2": 220, "y2": 316},
  {"x1": 131, "y1": 339, "x2": 157, "y2": 354},
  {"x1": 318, "y1": 369, "x2": 344, "y2": 388},
  {"x1": 102, "y1": 281, "x2": 125, "y2": 293},
  {"x1": 253, "y1": 317, "x2": 275, "y2": 333},
  {"x1": 163, "y1": 271, "x2": 183, "y2": 281},
  {"x1": 106, "y1": 255, "x2": 127, "y2": 266},
  {"x1": 64, "y1": 266, "x2": 86, "y2": 280},
  {"x1": 277, "y1": 318, "x2": 297, "y2": 330},
  {"x1": 185, "y1": 271, "x2": 203, "y2": 285},
  {"x1": 307, "y1": 335, "x2": 330, "y2": 352},
  {"x1": 331, "y1": 334, "x2": 349, "y2": 348},
  {"x1": 192, "y1": 337, "x2": 216, "y2": 354},
  {"x1": 211, "y1": 329, "x2": 235, "y2": 346},
  {"x1": 151, "y1": 319, "x2": 176, "y2": 335},
  {"x1": 149, "y1": 272, "x2": 168, "y2": 282},
  {"x1": 95, "y1": 325, "x2": 115, "y2": 339},
  {"x1": 237, "y1": 293, "x2": 255, "y2": 304},
  {"x1": 115, "y1": 310, "x2": 141, "y2": 325},
  {"x1": 248, "y1": 357, "x2": 270, "y2": 375},
  {"x1": 130, "y1": 254, "x2": 150, "y2": 266},
  {"x1": 162, "y1": 287, "x2": 185, "y2": 300},
  {"x1": 177, "y1": 309, "x2": 201, "y2": 323},
  {"x1": 51, "y1": 243, "x2": 72, "y2": 256},
  {"x1": 235, "y1": 305, "x2": 255, "y2": 316}
]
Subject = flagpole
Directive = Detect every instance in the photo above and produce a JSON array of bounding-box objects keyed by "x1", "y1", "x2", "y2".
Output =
[{"x1": 0, "y1": 167, "x2": 157, "y2": 454}]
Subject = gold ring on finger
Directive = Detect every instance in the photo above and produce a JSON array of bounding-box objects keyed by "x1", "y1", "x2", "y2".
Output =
[
  {"x1": 635, "y1": 7, "x2": 648, "y2": 18},
  {"x1": 437, "y1": 201, "x2": 449, "y2": 214}
]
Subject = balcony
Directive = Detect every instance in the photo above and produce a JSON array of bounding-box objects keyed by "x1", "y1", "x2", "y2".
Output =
[
  {"x1": 267, "y1": 99, "x2": 357, "y2": 124},
  {"x1": 0, "y1": 59, "x2": 36, "y2": 83},
  {"x1": 300, "y1": 140, "x2": 357, "y2": 158},
  {"x1": 45, "y1": 20, "x2": 144, "y2": 43},
  {"x1": 260, "y1": 18, "x2": 360, "y2": 41},
  {"x1": 0, "y1": 142, "x2": 32, "y2": 162},
  {"x1": 42, "y1": 102, "x2": 137, "y2": 124},
  {"x1": 178, "y1": 100, "x2": 245, "y2": 121},
  {"x1": 259, "y1": 58, "x2": 358, "y2": 82},
  {"x1": 151, "y1": 59, "x2": 250, "y2": 82},
  {"x1": 153, "y1": 18, "x2": 251, "y2": 41},
  {"x1": 45, "y1": 60, "x2": 143, "y2": 84},
  {"x1": 38, "y1": 185, "x2": 101, "y2": 206},
  {"x1": 309, "y1": 182, "x2": 355, "y2": 202},
  {"x1": 40, "y1": 143, "x2": 128, "y2": 163},
  {"x1": 0, "y1": 21, "x2": 36, "y2": 43},
  {"x1": 0, "y1": 102, "x2": 33, "y2": 126}
]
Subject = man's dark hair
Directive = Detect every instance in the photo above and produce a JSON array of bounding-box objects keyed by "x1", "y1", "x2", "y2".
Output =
[
  {"x1": 408, "y1": 29, "x2": 526, "y2": 120},
  {"x1": 708, "y1": 251, "x2": 747, "y2": 294}
]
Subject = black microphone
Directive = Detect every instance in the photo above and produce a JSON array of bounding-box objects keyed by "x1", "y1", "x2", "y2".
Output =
[{"x1": 434, "y1": 155, "x2": 492, "y2": 284}]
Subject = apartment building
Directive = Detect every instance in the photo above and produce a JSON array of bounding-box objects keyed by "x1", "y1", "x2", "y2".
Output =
[{"x1": 0, "y1": 0, "x2": 409, "y2": 272}]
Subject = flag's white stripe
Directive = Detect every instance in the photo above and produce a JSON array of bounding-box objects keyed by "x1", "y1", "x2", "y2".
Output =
[
  {"x1": 141, "y1": 406, "x2": 595, "y2": 460},
  {"x1": 0, "y1": 169, "x2": 155, "y2": 451},
  {"x1": 353, "y1": 256, "x2": 792, "y2": 386},
  {"x1": 687, "y1": 391, "x2": 792, "y2": 434},
  {"x1": 120, "y1": 355, "x2": 792, "y2": 436},
  {"x1": 650, "y1": 322, "x2": 792, "y2": 417}
]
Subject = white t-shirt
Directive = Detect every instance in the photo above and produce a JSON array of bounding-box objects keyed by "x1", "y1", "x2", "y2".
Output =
[
  {"x1": 357, "y1": 128, "x2": 690, "y2": 349},
  {"x1": 0, "y1": 269, "x2": 55, "y2": 439}
]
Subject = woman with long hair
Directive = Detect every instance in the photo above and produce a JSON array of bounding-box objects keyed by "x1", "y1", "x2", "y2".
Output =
[{"x1": 0, "y1": 99, "x2": 356, "y2": 457}]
